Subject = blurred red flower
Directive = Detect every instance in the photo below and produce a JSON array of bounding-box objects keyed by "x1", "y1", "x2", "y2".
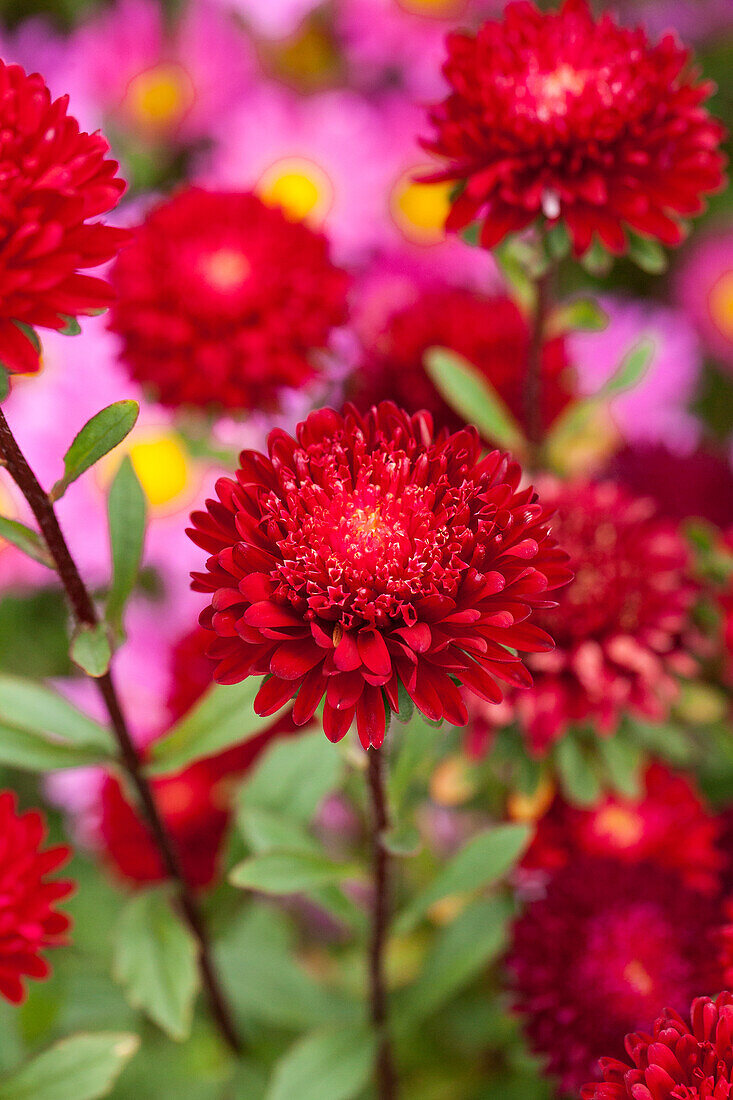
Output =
[
  {"x1": 109, "y1": 187, "x2": 349, "y2": 412},
  {"x1": 422, "y1": 0, "x2": 725, "y2": 254},
  {"x1": 581, "y1": 991, "x2": 733, "y2": 1100},
  {"x1": 509, "y1": 858, "x2": 723, "y2": 1092},
  {"x1": 352, "y1": 287, "x2": 573, "y2": 438},
  {"x1": 188, "y1": 402, "x2": 571, "y2": 749},
  {"x1": 0, "y1": 792, "x2": 73, "y2": 1004},
  {"x1": 0, "y1": 61, "x2": 127, "y2": 374}
]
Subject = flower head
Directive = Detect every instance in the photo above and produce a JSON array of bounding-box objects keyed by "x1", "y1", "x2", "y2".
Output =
[
  {"x1": 188, "y1": 402, "x2": 571, "y2": 749},
  {"x1": 581, "y1": 991, "x2": 733, "y2": 1100},
  {"x1": 512, "y1": 479, "x2": 696, "y2": 753},
  {"x1": 422, "y1": 0, "x2": 725, "y2": 254},
  {"x1": 0, "y1": 61, "x2": 127, "y2": 374},
  {"x1": 0, "y1": 792, "x2": 73, "y2": 1004},
  {"x1": 109, "y1": 187, "x2": 349, "y2": 412},
  {"x1": 509, "y1": 858, "x2": 723, "y2": 1093},
  {"x1": 675, "y1": 226, "x2": 733, "y2": 373}
]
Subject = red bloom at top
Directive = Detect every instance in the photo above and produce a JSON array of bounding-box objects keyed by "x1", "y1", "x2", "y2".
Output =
[
  {"x1": 512, "y1": 479, "x2": 697, "y2": 754},
  {"x1": 581, "y1": 991, "x2": 733, "y2": 1100},
  {"x1": 0, "y1": 791, "x2": 73, "y2": 1004},
  {"x1": 188, "y1": 402, "x2": 571, "y2": 749},
  {"x1": 352, "y1": 286, "x2": 573, "y2": 440},
  {"x1": 0, "y1": 62, "x2": 128, "y2": 375},
  {"x1": 109, "y1": 187, "x2": 349, "y2": 412},
  {"x1": 422, "y1": 0, "x2": 726, "y2": 255}
]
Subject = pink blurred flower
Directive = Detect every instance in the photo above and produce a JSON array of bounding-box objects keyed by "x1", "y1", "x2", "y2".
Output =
[
  {"x1": 208, "y1": 0, "x2": 324, "y2": 38},
  {"x1": 675, "y1": 227, "x2": 733, "y2": 372},
  {"x1": 617, "y1": 0, "x2": 733, "y2": 43},
  {"x1": 570, "y1": 296, "x2": 703, "y2": 451}
]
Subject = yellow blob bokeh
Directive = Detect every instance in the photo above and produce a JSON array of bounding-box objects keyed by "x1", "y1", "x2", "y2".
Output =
[{"x1": 258, "y1": 158, "x2": 335, "y2": 225}]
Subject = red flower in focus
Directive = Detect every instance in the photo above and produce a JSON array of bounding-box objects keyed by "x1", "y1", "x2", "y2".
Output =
[
  {"x1": 99, "y1": 627, "x2": 298, "y2": 888},
  {"x1": 109, "y1": 187, "x2": 349, "y2": 412},
  {"x1": 0, "y1": 62, "x2": 128, "y2": 374},
  {"x1": 523, "y1": 762, "x2": 722, "y2": 894},
  {"x1": 508, "y1": 858, "x2": 722, "y2": 1093},
  {"x1": 0, "y1": 792, "x2": 73, "y2": 1004},
  {"x1": 352, "y1": 287, "x2": 573, "y2": 439},
  {"x1": 581, "y1": 991, "x2": 733, "y2": 1100},
  {"x1": 188, "y1": 402, "x2": 571, "y2": 749},
  {"x1": 512, "y1": 480, "x2": 696, "y2": 754},
  {"x1": 422, "y1": 0, "x2": 725, "y2": 255}
]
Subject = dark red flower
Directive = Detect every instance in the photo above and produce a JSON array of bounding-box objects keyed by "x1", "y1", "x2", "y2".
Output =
[
  {"x1": 508, "y1": 858, "x2": 723, "y2": 1093},
  {"x1": 511, "y1": 479, "x2": 697, "y2": 754},
  {"x1": 608, "y1": 443, "x2": 733, "y2": 531},
  {"x1": 109, "y1": 187, "x2": 349, "y2": 412},
  {"x1": 0, "y1": 791, "x2": 73, "y2": 1004},
  {"x1": 422, "y1": 0, "x2": 725, "y2": 255},
  {"x1": 0, "y1": 61, "x2": 128, "y2": 374},
  {"x1": 581, "y1": 991, "x2": 733, "y2": 1100},
  {"x1": 523, "y1": 762, "x2": 722, "y2": 894},
  {"x1": 99, "y1": 627, "x2": 298, "y2": 889},
  {"x1": 351, "y1": 286, "x2": 573, "y2": 439},
  {"x1": 188, "y1": 402, "x2": 572, "y2": 749}
]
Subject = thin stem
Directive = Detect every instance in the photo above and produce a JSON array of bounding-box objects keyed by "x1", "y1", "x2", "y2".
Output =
[
  {"x1": 366, "y1": 748, "x2": 397, "y2": 1100},
  {"x1": 0, "y1": 405, "x2": 242, "y2": 1057},
  {"x1": 524, "y1": 265, "x2": 554, "y2": 462}
]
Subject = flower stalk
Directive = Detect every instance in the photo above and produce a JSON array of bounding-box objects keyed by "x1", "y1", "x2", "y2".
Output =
[{"x1": 0, "y1": 405, "x2": 243, "y2": 1057}]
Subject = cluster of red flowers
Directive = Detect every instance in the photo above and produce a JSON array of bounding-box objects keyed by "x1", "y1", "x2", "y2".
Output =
[
  {"x1": 188, "y1": 402, "x2": 572, "y2": 749},
  {"x1": 109, "y1": 188, "x2": 350, "y2": 412},
  {"x1": 423, "y1": 0, "x2": 725, "y2": 254}
]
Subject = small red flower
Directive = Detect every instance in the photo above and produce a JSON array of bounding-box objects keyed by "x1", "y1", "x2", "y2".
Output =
[
  {"x1": 0, "y1": 61, "x2": 128, "y2": 374},
  {"x1": 509, "y1": 858, "x2": 723, "y2": 1093},
  {"x1": 422, "y1": 0, "x2": 726, "y2": 255},
  {"x1": 188, "y1": 402, "x2": 571, "y2": 749},
  {"x1": 581, "y1": 991, "x2": 733, "y2": 1100},
  {"x1": 512, "y1": 479, "x2": 697, "y2": 754},
  {"x1": 109, "y1": 187, "x2": 349, "y2": 412},
  {"x1": 523, "y1": 762, "x2": 722, "y2": 895},
  {"x1": 0, "y1": 791, "x2": 73, "y2": 1004},
  {"x1": 352, "y1": 286, "x2": 573, "y2": 439}
]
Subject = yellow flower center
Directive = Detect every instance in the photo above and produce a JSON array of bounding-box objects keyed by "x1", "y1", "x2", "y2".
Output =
[
  {"x1": 125, "y1": 63, "x2": 194, "y2": 129},
  {"x1": 708, "y1": 270, "x2": 733, "y2": 342},
  {"x1": 391, "y1": 173, "x2": 451, "y2": 244},
  {"x1": 622, "y1": 959, "x2": 653, "y2": 997},
  {"x1": 199, "y1": 248, "x2": 252, "y2": 294},
  {"x1": 591, "y1": 804, "x2": 645, "y2": 849},
  {"x1": 258, "y1": 158, "x2": 334, "y2": 224},
  {"x1": 98, "y1": 430, "x2": 192, "y2": 511}
]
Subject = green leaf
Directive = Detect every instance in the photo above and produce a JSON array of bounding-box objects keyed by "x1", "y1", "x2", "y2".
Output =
[
  {"x1": 628, "y1": 234, "x2": 668, "y2": 275},
  {"x1": 544, "y1": 222, "x2": 571, "y2": 262},
  {"x1": 395, "y1": 823, "x2": 531, "y2": 935},
  {"x1": 580, "y1": 238, "x2": 614, "y2": 277},
  {"x1": 50, "y1": 401, "x2": 139, "y2": 502},
  {"x1": 105, "y1": 456, "x2": 146, "y2": 638},
  {"x1": 147, "y1": 678, "x2": 273, "y2": 775},
  {"x1": 112, "y1": 888, "x2": 199, "y2": 1041},
  {"x1": 58, "y1": 316, "x2": 82, "y2": 337},
  {"x1": 0, "y1": 1032, "x2": 139, "y2": 1100},
  {"x1": 554, "y1": 735, "x2": 602, "y2": 806},
  {"x1": 597, "y1": 735, "x2": 644, "y2": 798},
  {"x1": 13, "y1": 322, "x2": 40, "y2": 354},
  {"x1": 0, "y1": 516, "x2": 54, "y2": 569},
  {"x1": 549, "y1": 298, "x2": 608, "y2": 336},
  {"x1": 597, "y1": 338, "x2": 654, "y2": 397},
  {"x1": 239, "y1": 730, "x2": 343, "y2": 823},
  {"x1": 394, "y1": 680, "x2": 415, "y2": 725},
  {"x1": 265, "y1": 1027, "x2": 375, "y2": 1100},
  {"x1": 0, "y1": 367, "x2": 9, "y2": 403},
  {"x1": 70, "y1": 623, "x2": 112, "y2": 678},
  {"x1": 627, "y1": 719, "x2": 694, "y2": 766},
  {"x1": 424, "y1": 347, "x2": 526, "y2": 454},
  {"x1": 381, "y1": 823, "x2": 422, "y2": 857},
  {"x1": 239, "y1": 807, "x2": 314, "y2": 855},
  {"x1": 230, "y1": 850, "x2": 357, "y2": 895},
  {"x1": 0, "y1": 675, "x2": 115, "y2": 770},
  {"x1": 398, "y1": 895, "x2": 512, "y2": 1026}
]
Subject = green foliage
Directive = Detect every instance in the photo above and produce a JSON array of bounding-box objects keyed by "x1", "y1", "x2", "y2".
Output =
[
  {"x1": 553, "y1": 735, "x2": 602, "y2": 806},
  {"x1": 548, "y1": 297, "x2": 608, "y2": 336},
  {"x1": 230, "y1": 850, "x2": 358, "y2": 895},
  {"x1": 265, "y1": 1027, "x2": 375, "y2": 1100},
  {"x1": 627, "y1": 233, "x2": 668, "y2": 274},
  {"x1": 381, "y1": 823, "x2": 422, "y2": 857},
  {"x1": 0, "y1": 1033, "x2": 139, "y2": 1100},
  {"x1": 50, "y1": 402, "x2": 139, "y2": 503},
  {"x1": 113, "y1": 888, "x2": 199, "y2": 1042},
  {"x1": 0, "y1": 366, "x2": 9, "y2": 402},
  {"x1": 105, "y1": 456, "x2": 146, "y2": 640},
  {"x1": 70, "y1": 623, "x2": 112, "y2": 678},
  {"x1": 0, "y1": 517, "x2": 54, "y2": 569},
  {"x1": 0, "y1": 674, "x2": 114, "y2": 771},
  {"x1": 0, "y1": 590, "x2": 74, "y2": 678},
  {"x1": 424, "y1": 347, "x2": 527, "y2": 454},
  {"x1": 238, "y1": 729, "x2": 343, "y2": 822}
]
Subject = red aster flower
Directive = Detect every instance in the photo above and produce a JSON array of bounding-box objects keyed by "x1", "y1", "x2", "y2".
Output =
[
  {"x1": 109, "y1": 187, "x2": 349, "y2": 412},
  {"x1": 608, "y1": 444, "x2": 733, "y2": 532},
  {"x1": 0, "y1": 61, "x2": 128, "y2": 375},
  {"x1": 581, "y1": 991, "x2": 733, "y2": 1100},
  {"x1": 422, "y1": 0, "x2": 726, "y2": 255},
  {"x1": 523, "y1": 762, "x2": 722, "y2": 895},
  {"x1": 0, "y1": 791, "x2": 73, "y2": 1004},
  {"x1": 508, "y1": 858, "x2": 723, "y2": 1093},
  {"x1": 511, "y1": 479, "x2": 697, "y2": 754},
  {"x1": 99, "y1": 627, "x2": 298, "y2": 889},
  {"x1": 188, "y1": 402, "x2": 571, "y2": 749},
  {"x1": 351, "y1": 286, "x2": 573, "y2": 439}
]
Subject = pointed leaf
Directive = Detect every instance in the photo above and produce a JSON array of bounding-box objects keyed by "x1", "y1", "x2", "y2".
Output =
[
  {"x1": 239, "y1": 730, "x2": 342, "y2": 822},
  {"x1": 0, "y1": 674, "x2": 113, "y2": 754},
  {"x1": 230, "y1": 850, "x2": 357, "y2": 895},
  {"x1": 106, "y1": 455, "x2": 146, "y2": 638},
  {"x1": 50, "y1": 401, "x2": 139, "y2": 502},
  {"x1": 70, "y1": 623, "x2": 112, "y2": 678},
  {"x1": 58, "y1": 316, "x2": 82, "y2": 336},
  {"x1": 265, "y1": 1027, "x2": 376, "y2": 1100},
  {"x1": 597, "y1": 338, "x2": 654, "y2": 398},
  {"x1": 0, "y1": 516, "x2": 54, "y2": 569},
  {"x1": 548, "y1": 298, "x2": 608, "y2": 336},
  {"x1": 554, "y1": 735, "x2": 602, "y2": 806},
  {"x1": 0, "y1": 366, "x2": 9, "y2": 402},
  {"x1": 628, "y1": 234, "x2": 668, "y2": 275},
  {"x1": 0, "y1": 1032, "x2": 139, "y2": 1100},
  {"x1": 424, "y1": 347, "x2": 526, "y2": 454}
]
